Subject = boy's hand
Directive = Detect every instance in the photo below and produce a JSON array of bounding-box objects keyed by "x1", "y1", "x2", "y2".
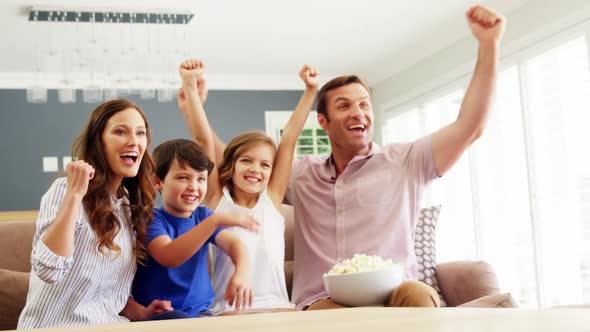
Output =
[
  {"x1": 225, "y1": 271, "x2": 253, "y2": 311},
  {"x1": 466, "y1": 5, "x2": 505, "y2": 45},
  {"x1": 217, "y1": 211, "x2": 260, "y2": 232},
  {"x1": 145, "y1": 299, "x2": 173, "y2": 318},
  {"x1": 179, "y1": 59, "x2": 204, "y2": 86},
  {"x1": 178, "y1": 59, "x2": 209, "y2": 111},
  {"x1": 65, "y1": 160, "x2": 95, "y2": 197},
  {"x1": 299, "y1": 64, "x2": 319, "y2": 90}
]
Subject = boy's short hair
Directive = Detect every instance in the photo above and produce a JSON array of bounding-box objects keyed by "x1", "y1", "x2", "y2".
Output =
[{"x1": 153, "y1": 139, "x2": 214, "y2": 180}]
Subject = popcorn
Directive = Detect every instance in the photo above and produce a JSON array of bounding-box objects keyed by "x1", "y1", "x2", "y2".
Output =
[{"x1": 324, "y1": 254, "x2": 396, "y2": 275}]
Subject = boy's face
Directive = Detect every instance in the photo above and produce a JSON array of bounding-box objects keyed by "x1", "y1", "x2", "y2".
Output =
[{"x1": 155, "y1": 159, "x2": 208, "y2": 218}]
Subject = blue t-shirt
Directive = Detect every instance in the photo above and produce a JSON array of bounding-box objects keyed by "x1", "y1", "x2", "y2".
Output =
[{"x1": 132, "y1": 206, "x2": 222, "y2": 317}]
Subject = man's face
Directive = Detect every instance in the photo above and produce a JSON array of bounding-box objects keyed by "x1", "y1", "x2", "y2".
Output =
[{"x1": 319, "y1": 83, "x2": 374, "y2": 155}]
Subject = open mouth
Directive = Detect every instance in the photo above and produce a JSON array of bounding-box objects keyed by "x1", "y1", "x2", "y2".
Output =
[
  {"x1": 347, "y1": 123, "x2": 366, "y2": 134},
  {"x1": 244, "y1": 176, "x2": 261, "y2": 184},
  {"x1": 120, "y1": 151, "x2": 138, "y2": 165},
  {"x1": 181, "y1": 194, "x2": 199, "y2": 203}
]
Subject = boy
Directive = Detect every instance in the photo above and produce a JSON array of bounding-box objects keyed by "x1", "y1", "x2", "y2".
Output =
[{"x1": 132, "y1": 139, "x2": 259, "y2": 317}]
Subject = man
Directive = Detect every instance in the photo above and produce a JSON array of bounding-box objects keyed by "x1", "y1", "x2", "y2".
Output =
[{"x1": 284, "y1": 5, "x2": 506, "y2": 310}]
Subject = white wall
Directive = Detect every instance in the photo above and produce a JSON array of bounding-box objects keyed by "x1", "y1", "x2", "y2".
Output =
[{"x1": 372, "y1": 0, "x2": 590, "y2": 145}]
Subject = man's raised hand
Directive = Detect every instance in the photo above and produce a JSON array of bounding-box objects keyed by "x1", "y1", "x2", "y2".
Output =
[{"x1": 466, "y1": 5, "x2": 506, "y2": 45}]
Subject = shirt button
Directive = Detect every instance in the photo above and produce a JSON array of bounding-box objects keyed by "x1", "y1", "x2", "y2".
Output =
[{"x1": 337, "y1": 208, "x2": 344, "y2": 216}]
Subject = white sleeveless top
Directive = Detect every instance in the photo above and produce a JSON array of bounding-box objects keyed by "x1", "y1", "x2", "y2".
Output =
[{"x1": 210, "y1": 187, "x2": 294, "y2": 314}]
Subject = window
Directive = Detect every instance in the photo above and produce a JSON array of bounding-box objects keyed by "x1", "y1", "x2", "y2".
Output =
[
  {"x1": 382, "y1": 35, "x2": 590, "y2": 308},
  {"x1": 265, "y1": 111, "x2": 331, "y2": 159}
]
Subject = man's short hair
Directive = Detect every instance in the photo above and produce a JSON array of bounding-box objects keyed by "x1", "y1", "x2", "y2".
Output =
[
  {"x1": 316, "y1": 75, "x2": 372, "y2": 120},
  {"x1": 153, "y1": 139, "x2": 214, "y2": 180}
]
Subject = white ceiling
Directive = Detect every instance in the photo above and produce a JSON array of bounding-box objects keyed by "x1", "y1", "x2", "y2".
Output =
[{"x1": 0, "y1": 0, "x2": 530, "y2": 90}]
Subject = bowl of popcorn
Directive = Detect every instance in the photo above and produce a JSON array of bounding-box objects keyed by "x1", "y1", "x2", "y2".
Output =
[{"x1": 322, "y1": 254, "x2": 403, "y2": 307}]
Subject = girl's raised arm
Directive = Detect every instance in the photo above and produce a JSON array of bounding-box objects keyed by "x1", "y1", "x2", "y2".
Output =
[{"x1": 267, "y1": 65, "x2": 318, "y2": 208}]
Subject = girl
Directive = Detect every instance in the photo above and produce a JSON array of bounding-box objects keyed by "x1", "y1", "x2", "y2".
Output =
[
  {"x1": 177, "y1": 59, "x2": 318, "y2": 314},
  {"x1": 18, "y1": 99, "x2": 178, "y2": 329}
]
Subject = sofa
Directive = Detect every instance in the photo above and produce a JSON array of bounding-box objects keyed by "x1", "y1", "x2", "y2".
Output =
[{"x1": 0, "y1": 207, "x2": 515, "y2": 330}]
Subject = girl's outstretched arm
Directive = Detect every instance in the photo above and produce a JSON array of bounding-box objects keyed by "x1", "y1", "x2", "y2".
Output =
[{"x1": 267, "y1": 65, "x2": 319, "y2": 208}]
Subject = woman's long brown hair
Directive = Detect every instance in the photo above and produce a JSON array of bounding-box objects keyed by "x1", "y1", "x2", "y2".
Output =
[{"x1": 71, "y1": 99, "x2": 155, "y2": 263}]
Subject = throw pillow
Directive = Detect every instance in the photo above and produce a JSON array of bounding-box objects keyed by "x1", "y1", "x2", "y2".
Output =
[
  {"x1": 415, "y1": 205, "x2": 447, "y2": 306},
  {"x1": 0, "y1": 269, "x2": 30, "y2": 330}
]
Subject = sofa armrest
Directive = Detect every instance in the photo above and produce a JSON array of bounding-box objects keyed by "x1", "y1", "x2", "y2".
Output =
[
  {"x1": 436, "y1": 260, "x2": 500, "y2": 307},
  {"x1": 0, "y1": 220, "x2": 36, "y2": 272}
]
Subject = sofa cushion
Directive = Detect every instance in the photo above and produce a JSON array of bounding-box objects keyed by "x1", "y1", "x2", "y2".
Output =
[
  {"x1": 436, "y1": 260, "x2": 500, "y2": 306},
  {"x1": 414, "y1": 205, "x2": 447, "y2": 306},
  {"x1": 281, "y1": 205, "x2": 294, "y2": 262},
  {"x1": 0, "y1": 269, "x2": 29, "y2": 330},
  {"x1": 458, "y1": 293, "x2": 519, "y2": 308}
]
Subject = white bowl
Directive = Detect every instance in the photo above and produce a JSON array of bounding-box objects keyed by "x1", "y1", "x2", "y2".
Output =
[{"x1": 322, "y1": 265, "x2": 403, "y2": 307}]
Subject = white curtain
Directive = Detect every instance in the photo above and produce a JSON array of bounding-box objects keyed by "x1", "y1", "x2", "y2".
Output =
[{"x1": 382, "y1": 36, "x2": 590, "y2": 307}]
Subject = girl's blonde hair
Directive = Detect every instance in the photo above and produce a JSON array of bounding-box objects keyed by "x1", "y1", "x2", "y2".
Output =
[{"x1": 218, "y1": 131, "x2": 277, "y2": 193}]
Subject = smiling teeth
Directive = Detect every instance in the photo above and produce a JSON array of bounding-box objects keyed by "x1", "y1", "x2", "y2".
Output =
[
  {"x1": 121, "y1": 152, "x2": 138, "y2": 157},
  {"x1": 348, "y1": 124, "x2": 365, "y2": 130}
]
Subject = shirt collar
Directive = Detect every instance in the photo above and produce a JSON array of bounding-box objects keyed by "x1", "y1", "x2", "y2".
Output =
[{"x1": 321, "y1": 142, "x2": 380, "y2": 179}]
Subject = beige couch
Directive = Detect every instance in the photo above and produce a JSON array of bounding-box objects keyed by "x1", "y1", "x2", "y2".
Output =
[{"x1": 0, "y1": 208, "x2": 514, "y2": 330}]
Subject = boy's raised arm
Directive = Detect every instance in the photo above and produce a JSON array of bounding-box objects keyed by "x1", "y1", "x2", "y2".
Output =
[{"x1": 177, "y1": 59, "x2": 223, "y2": 206}]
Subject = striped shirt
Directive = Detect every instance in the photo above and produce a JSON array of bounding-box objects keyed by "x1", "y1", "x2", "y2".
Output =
[{"x1": 17, "y1": 178, "x2": 137, "y2": 329}]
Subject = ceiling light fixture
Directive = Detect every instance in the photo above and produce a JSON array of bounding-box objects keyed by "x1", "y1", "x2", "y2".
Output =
[
  {"x1": 25, "y1": 6, "x2": 194, "y2": 103},
  {"x1": 28, "y1": 7, "x2": 195, "y2": 25}
]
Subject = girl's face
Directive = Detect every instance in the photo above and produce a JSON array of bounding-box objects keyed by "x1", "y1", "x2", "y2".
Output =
[
  {"x1": 232, "y1": 143, "x2": 275, "y2": 195},
  {"x1": 101, "y1": 107, "x2": 148, "y2": 187}
]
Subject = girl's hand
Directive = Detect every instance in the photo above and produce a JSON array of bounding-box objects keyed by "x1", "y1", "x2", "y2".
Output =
[
  {"x1": 299, "y1": 64, "x2": 319, "y2": 90},
  {"x1": 225, "y1": 272, "x2": 253, "y2": 311}
]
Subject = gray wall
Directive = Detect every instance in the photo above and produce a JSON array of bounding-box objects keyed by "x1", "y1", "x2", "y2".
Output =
[{"x1": 0, "y1": 89, "x2": 305, "y2": 211}]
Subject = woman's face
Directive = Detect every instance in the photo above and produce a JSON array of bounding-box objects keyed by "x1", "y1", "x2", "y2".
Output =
[{"x1": 101, "y1": 107, "x2": 148, "y2": 186}]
